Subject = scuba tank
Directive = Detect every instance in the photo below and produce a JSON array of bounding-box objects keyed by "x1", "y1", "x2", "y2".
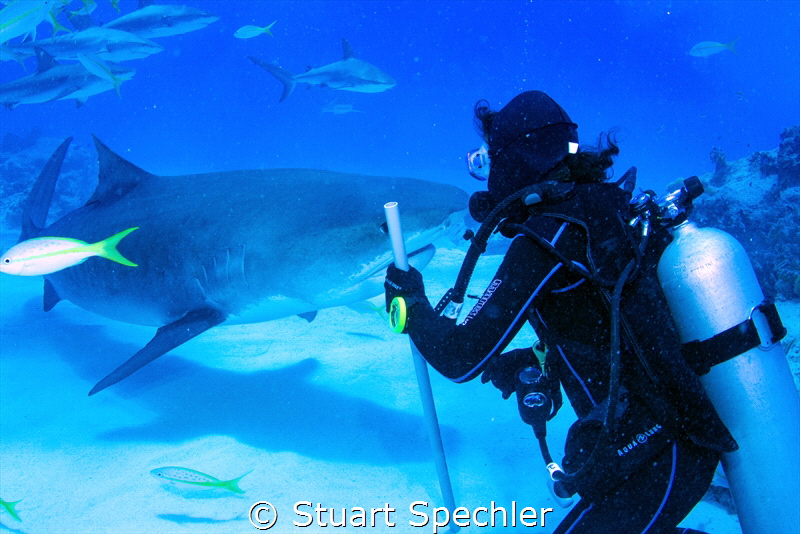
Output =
[{"x1": 655, "y1": 201, "x2": 799, "y2": 533}]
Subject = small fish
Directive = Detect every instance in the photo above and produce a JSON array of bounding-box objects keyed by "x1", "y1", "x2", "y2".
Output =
[
  {"x1": 77, "y1": 53, "x2": 134, "y2": 97},
  {"x1": 689, "y1": 39, "x2": 739, "y2": 57},
  {"x1": 234, "y1": 21, "x2": 276, "y2": 39},
  {"x1": 0, "y1": 227, "x2": 138, "y2": 276},
  {"x1": 0, "y1": 0, "x2": 69, "y2": 43},
  {"x1": 150, "y1": 467, "x2": 251, "y2": 493},
  {"x1": 323, "y1": 103, "x2": 364, "y2": 115},
  {"x1": 0, "y1": 498, "x2": 22, "y2": 521},
  {"x1": 68, "y1": 0, "x2": 97, "y2": 18}
]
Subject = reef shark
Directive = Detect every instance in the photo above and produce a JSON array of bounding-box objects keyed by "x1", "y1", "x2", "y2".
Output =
[
  {"x1": 250, "y1": 38, "x2": 396, "y2": 102},
  {"x1": 102, "y1": 0, "x2": 219, "y2": 39},
  {"x1": 16, "y1": 138, "x2": 467, "y2": 395},
  {"x1": 6, "y1": 27, "x2": 164, "y2": 62},
  {"x1": 0, "y1": 48, "x2": 135, "y2": 108}
]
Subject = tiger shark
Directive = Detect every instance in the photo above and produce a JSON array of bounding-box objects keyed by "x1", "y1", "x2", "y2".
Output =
[
  {"x1": 249, "y1": 38, "x2": 396, "y2": 102},
  {"x1": 15, "y1": 138, "x2": 467, "y2": 395}
]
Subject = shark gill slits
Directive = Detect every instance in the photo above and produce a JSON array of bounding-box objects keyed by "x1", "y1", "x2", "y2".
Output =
[
  {"x1": 240, "y1": 243, "x2": 250, "y2": 289},
  {"x1": 225, "y1": 248, "x2": 232, "y2": 284}
]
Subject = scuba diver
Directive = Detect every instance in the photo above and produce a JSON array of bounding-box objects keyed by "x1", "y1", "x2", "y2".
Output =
[{"x1": 384, "y1": 91, "x2": 739, "y2": 532}]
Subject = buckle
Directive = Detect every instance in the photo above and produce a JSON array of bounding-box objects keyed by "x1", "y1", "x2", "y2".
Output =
[{"x1": 749, "y1": 298, "x2": 787, "y2": 350}]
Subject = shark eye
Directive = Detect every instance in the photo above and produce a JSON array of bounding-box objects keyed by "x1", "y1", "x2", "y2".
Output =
[{"x1": 3, "y1": 258, "x2": 9, "y2": 263}]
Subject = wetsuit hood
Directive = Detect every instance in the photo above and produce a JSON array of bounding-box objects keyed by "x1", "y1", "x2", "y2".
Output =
[{"x1": 469, "y1": 91, "x2": 578, "y2": 222}]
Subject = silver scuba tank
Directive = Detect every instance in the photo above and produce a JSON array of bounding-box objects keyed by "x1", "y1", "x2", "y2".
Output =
[{"x1": 657, "y1": 220, "x2": 799, "y2": 533}]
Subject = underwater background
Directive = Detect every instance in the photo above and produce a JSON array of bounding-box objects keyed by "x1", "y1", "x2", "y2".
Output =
[{"x1": 1, "y1": 1, "x2": 799, "y2": 533}]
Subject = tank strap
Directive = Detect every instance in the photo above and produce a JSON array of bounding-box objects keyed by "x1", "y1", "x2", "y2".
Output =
[{"x1": 681, "y1": 298, "x2": 787, "y2": 375}]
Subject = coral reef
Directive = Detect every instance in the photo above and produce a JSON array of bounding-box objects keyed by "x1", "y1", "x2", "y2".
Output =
[
  {"x1": 0, "y1": 128, "x2": 41, "y2": 154},
  {"x1": 0, "y1": 135, "x2": 96, "y2": 233},
  {"x1": 681, "y1": 126, "x2": 800, "y2": 300},
  {"x1": 709, "y1": 146, "x2": 730, "y2": 186},
  {"x1": 777, "y1": 125, "x2": 800, "y2": 188}
]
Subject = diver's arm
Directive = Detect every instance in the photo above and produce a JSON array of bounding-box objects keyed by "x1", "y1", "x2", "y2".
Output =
[{"x1": 404, "y1": 231, "x2": 566, "y2": 382}]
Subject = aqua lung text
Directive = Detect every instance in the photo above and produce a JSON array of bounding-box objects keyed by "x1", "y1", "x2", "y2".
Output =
[{"x1": 617, "y1": 423, "x2": 663, "y2": 456}]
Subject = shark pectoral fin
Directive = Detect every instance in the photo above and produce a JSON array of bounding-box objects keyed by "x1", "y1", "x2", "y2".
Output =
[
  {"x1": 297, "y1": 310, "x2": 317, "y2": 322},
  {"x1": 408, "y1": 244, "x2": 436, "y2": 271},
  {"x1": 88, "y1": 305, "x2": 227, "y2": 396},
  {"x1": 43, "y1": 279, "x2": 62, "y2": 311}
]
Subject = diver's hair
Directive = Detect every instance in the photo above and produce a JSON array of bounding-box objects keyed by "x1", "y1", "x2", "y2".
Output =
[
  {"x1": 473, "y1": 99, "x2": 495, "y2": 141},
  {"x1": 473, "y1": 99, "x2": 619, "y2": 183},
  {"x1": 562, "y1": 131, "x2": 620, "y2": 184}
]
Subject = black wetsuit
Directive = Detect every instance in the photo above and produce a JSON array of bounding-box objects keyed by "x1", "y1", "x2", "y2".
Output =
[{"x1": 402, "y1": 183, "x2": 735, "y2": 533}]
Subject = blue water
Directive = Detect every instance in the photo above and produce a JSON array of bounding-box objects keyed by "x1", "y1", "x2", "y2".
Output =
[
  {"x1": 1, "y1": 1, "x2": 798, "y2": 193},
  {"x1": 1, "y1": 1, "x2": 799, "y2": 532}
]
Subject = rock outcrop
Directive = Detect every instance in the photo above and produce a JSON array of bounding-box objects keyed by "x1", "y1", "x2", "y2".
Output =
[{"x1": 673, "y1": 126, "x2": 800, "y2": 300}]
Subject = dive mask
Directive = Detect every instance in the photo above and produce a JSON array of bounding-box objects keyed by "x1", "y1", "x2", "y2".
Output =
[{"x1": 466, "y1": 144, "x2": 490, "y2": 181}]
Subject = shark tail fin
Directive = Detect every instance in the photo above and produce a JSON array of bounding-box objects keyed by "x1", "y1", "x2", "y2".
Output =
[
  {"x1": 95, "y1": 227, "x2": 139, "y2": 266},
  {"x1": 219, "y1": 470, "x2": 252, "y2": 493},
  {"x1": 249, "y1": 56, "x2": 296, "y2": 102},
  {"x1": 19, "y1": 137, "x2": 72, "y2": 242}
]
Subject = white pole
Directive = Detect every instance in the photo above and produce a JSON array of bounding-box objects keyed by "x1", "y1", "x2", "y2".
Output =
[{"x1": 384, "y1": 202, "x2": 458, "y2": 532}]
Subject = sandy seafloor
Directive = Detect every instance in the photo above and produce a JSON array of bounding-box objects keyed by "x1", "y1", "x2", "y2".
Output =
[{"x1": 1, "y1": 228, "x2": 797, "y2": 534}]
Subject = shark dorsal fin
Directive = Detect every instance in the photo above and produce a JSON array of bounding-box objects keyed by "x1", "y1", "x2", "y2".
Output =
[
  {"x1": 341, "y1": 38, "x2": 355, "y2": 60},
  {"x1": 89, "y1": 136, "x2": 157, "y2": 204},
  {"x1": 138, "y1": 0, "x2": 155, "y2": 9},
  {"x1": 69, "y1": 13, "x2": 97, "y2": 31},
  {"x1": 35, "y1": 47, "x2": 59, "y2": 73}
]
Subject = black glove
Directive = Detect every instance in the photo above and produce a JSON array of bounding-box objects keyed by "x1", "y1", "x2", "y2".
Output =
[
  {"x1": 384, "y1": 263, "x2": 426, "y2": 312},
  {"x1": 481, "y1": 347, "x2": 540, "y2": 399}
]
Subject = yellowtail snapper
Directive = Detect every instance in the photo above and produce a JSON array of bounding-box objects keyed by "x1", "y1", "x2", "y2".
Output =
[
  {"x1": 0, "y1": 227, "x2": 138, "y2": 276},
  {"x1": 150, "y1": 467, "x2": 251, "y2": 494}
]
